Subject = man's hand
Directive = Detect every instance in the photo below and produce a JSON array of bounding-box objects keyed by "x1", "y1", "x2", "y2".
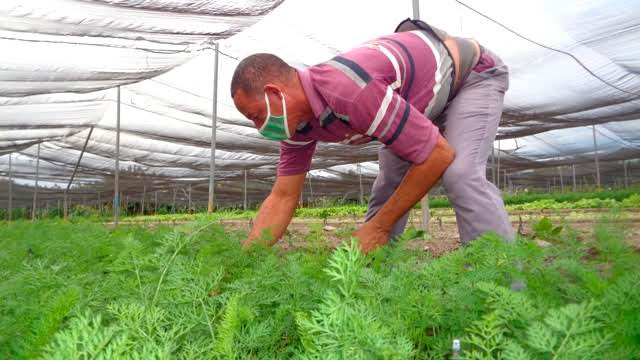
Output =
[
  {"x1": 244, "y1": 173, "x2": 306, "y2": 248},
  {"x1": 353, "y1": 221, "x2": 390, "y2": 254},
  {"x1": 355, "y1": 134, "x2": 454, "y2": 254}
]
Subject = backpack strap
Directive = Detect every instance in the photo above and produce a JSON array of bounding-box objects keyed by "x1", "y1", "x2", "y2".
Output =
[{"x1": 395, "y1": 18, "x2": 480, "y2": 101}]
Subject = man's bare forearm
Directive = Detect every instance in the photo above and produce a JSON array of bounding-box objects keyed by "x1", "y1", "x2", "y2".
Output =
[
  {"x1": 243, "y1": 173, "x2": 306, "y2": 248},
  {"x1": 244, "y1": 193, "x2": 299, "y2": 247},
  {"x1": 371, "y1": 135, "x2": 454, "y2": 231}
]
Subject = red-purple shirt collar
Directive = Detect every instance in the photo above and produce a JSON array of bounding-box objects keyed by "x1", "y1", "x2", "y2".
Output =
[{"x1": 296, "y1": 67, "x2": 325, "y2": 120}]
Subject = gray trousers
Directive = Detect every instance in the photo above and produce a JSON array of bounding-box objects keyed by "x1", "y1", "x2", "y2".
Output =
[{"x1": 365, "y1": 49, "x2": 515, "y2": 244}]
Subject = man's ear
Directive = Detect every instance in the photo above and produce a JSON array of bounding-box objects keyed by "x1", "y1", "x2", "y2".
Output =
[{"x1": 263, "y1": 83, "x2": 283, "y2": 99}]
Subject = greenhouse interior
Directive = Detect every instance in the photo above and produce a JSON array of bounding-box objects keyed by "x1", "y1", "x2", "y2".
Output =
[{"x1": 1, "y1": 0, "x2": 639, "y2": 359}]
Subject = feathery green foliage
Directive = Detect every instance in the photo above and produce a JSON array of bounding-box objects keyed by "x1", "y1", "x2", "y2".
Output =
[{"x1": 1, "y1": 214, "x2": 639, "y2": 359}]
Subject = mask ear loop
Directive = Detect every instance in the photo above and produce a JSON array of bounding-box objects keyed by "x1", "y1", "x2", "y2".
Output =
[
  {"x1": 259, "y1": 92, "x2": 271, "y2": 132},
  {"x1": 281, "y1": 94, "x2": 291, "y2": 138}
]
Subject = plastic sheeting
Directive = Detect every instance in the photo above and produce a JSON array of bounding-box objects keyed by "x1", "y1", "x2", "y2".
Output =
[
  {"x1": 1, "y1": 0, "x2": 640, "y2": 208},
  {"x1": 0, "y1": 0, "x2": 282, "y2": 96}
]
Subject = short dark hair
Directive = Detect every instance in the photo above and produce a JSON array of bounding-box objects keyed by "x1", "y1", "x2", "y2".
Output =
[{"x1": 230, "y1": 53, "x2": 295, "y2": 98}]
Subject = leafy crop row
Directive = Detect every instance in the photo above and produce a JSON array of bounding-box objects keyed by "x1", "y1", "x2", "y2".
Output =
[
  {"x1": 116, "y1": 193, "x2": 640, "y2": 224},
  {"x1": 509, "y1": 193, "x2": 640, "y2": 210},
  {"x1": 3, "y1": 188, "x2": 637, "y2": 222}
]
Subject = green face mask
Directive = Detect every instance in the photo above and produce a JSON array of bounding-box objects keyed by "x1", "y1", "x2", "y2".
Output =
[{"x1": 259, "y1": 92, "x2": 291, "y2": 141}]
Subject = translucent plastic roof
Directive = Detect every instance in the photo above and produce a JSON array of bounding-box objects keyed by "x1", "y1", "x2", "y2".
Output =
[{"x1": 1, "y1": 0, "x2": 639, "y2": 206}]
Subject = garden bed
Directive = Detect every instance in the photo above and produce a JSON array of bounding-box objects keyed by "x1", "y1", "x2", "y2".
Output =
[{"x1": 2, "y1": 214, "x2": 639, "y2": 358}]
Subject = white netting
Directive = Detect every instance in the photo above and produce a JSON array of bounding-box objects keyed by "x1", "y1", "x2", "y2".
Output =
[{"x1": 1, "y1": 0, "x2": 639, "y2": 208}]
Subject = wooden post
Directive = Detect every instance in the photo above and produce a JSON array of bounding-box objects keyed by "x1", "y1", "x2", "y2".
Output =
[{"x1": 572, "y1": 165, "x2": 576, "y2": 192}]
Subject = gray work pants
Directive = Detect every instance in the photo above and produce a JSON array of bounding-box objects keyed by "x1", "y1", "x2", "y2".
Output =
[{"x1": 365, "y1": 49, "x2": 515, "y2": 244}]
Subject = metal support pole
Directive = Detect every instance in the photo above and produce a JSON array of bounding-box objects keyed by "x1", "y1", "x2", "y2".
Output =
[
  {"x1": 558, "y1": 166, "x2": 564, "y2": 192},
  {"x1": 503, "y1": 170, "x2": 507, "y2": 192},
  {"x1": 64, "y1": 126, "x2": 94, "y2": 219},
  {"x1": 592, "y1": 125, "x2": 601, "y2": 189},
  {"x1": 420, "y1": 195, "x2": 429, "y2": 233},
  {"x1": 243, "y1": 170, "x2": 248, "y2": 211},
  {"x1": 31, "y1": 143, "x2": 41, "y2": 221},
  {"x1": 172, "y1": 187, "x2": 177, "y2": 213},
  {"x1": 154, "y1": 190, "x2": 158, "y2": 214},
  {"x1": 208, "y1": 42, "x2": 219, "y2": 213},
  {"x1": 188, "y1": 184, "x2": 192, "y2": 213},
  {"x1": 7, "y1": 153, "x2": 12, "y2": 221},
  {"x1": 412, "y1": 0, "x2": 420, "y2": 19},
  {"x1": 491, "y1": 146, "x2": 496, "y2": 184},
  {"x1": 413, "y1": 3, "x2": 423, "y2": 240},
  {"x1": 357, "y1": 163, "x2": 364, "y2": 204},
  {"x1": 141, "y1": 183, "x2": 146, "y2": 216},
  {"x1": 496, "y1": 140, "x2": 501, "y2": 189},
  {"x1": 623, "y1": 160, "x2": 628, "y2": 188},
  {"x1": 572, "y1": 165, "x2": 576, "y2": 192},
  {"x1": 114, "y1": 86, "x2": 121, "y2": 225},
  {"x1": 308, "y1": 173, "x2": 314, "y2": 206}
]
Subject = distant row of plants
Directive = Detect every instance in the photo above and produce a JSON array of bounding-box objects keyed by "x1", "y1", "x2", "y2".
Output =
[
  {"x1": 509, "y1": 194, "x2": 640, "y2": 210},
  {"x1": 2, "y1": 188, "x2": 637, "y2": 222},
  {"x1": 427, "y1": 187, "x2": 640, "y2": 209}
]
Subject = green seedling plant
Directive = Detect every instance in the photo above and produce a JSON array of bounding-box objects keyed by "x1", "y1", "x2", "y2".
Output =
[{"x1": 531, "y1": 217, "x2": 563, "y2": 242}]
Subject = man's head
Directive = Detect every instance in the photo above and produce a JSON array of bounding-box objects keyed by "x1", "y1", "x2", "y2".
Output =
[{"x1": 231, "y1": 53, "x2": 311, "y2": 140}]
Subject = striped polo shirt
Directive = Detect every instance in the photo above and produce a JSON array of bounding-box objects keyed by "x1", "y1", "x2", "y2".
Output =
[{"x1": 278, "y1": 29, "x2": 454, "y2": 176}]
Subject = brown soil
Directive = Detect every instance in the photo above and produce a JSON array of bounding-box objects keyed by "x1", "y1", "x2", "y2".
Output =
[
  {"x1": 214, "y1": 209, "x2": 640, "y2": 257},
  {"x1": 109, "y1": 209, "x2": 640, "y2": 257}
]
